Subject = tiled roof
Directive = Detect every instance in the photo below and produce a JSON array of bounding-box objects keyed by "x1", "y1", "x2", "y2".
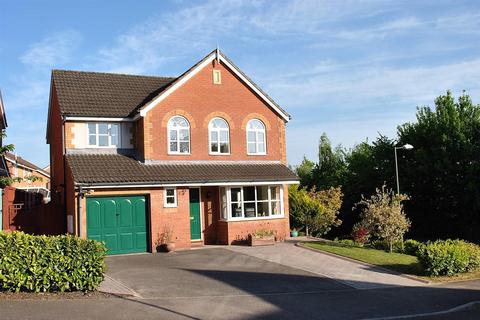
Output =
[
  {"x1": 52, "y1": 70, "x2": 175, "y2": 117},
  {"x1": 66, "y1": 153, "x2": 298, "y2": 185},
  {"x1": 5, "y1": 152, "x2": 50, "y2": 176}
]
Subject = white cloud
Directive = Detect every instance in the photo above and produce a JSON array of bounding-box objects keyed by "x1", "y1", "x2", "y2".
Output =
[
  {"x1": 19, "y1": 30, "x2": 81, "y2": 67},
  {"x1": 267, "y1": 58, "x2": 480, "y2": 112},
  {"x1": 91, "y1": 0, "x2": 259, "y2": 74}
]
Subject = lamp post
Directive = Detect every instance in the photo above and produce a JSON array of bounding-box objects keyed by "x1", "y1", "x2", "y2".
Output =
[{"x1": 394, "y1": 144, "x2": 414, "y2": 194}]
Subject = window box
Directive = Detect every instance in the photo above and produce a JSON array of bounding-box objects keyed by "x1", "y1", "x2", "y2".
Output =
[{"x1": 248, "y1": 233, "x2": 275, "y2": 246}]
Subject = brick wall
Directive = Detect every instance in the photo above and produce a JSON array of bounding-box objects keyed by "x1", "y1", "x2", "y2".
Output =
[
  {"x1": 48, "y1": 86, "x2": 65, "y2": 207},
  {"x1": 142, "y1": 60, "x2": 287, "y2": 162},
  {"x1": 218, "y1": 217, "x2": 290, "y2": 245},
  {"x1": 6, "y1": 161, "x2": 50, "y2": 189}
]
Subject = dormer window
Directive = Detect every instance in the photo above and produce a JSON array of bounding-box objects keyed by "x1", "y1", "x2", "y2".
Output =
[{"x1": 87, "y1": 123, "x2": 120, "y2": 147}]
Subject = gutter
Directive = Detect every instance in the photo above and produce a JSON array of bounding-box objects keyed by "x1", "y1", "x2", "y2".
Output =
[{"x1": 75, "y1": 179, "x2": 300, "y2": 189}]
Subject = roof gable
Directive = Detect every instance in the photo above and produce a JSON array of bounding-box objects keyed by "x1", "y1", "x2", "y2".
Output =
[
  {"x1": 138, "y1": 50, "x2": 291, "y2": 122},
  {"x1": 49, "y1": 49, "x2": 290, "y2": 121},
  {"x1": 5, "y1": 152, "x2": 50, "y2": 177}
]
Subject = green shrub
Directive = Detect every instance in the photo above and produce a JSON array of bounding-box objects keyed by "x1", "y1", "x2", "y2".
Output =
[
  {"x1": 0, "y1": 232, "x2": 106, "y2": 292},
  {"x1": 333, "y1": 239, "x2": 362, "y2": 247},
  {"x1": 403, "y1": 239, "x2": 423, "y2": 256},
  {"x1": 417, "y1": 239, "x2": 480, "y2": 276},
  {"x1": 369, "y1": 240, "x2": 404, "y2": 253}
]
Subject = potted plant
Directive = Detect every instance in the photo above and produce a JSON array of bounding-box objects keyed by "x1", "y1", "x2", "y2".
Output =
[
  {"x1": 156, "y1": 226, "x2": 175, "y2": 252},
  {"x1": 290, "y1": 228, "x2": 299, "y2": 237},
  {"x1": 249, "y1": 229, "x2": 276, "y2": 246}
]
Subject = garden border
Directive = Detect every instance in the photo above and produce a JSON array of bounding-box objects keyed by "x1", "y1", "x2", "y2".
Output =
[{"x1": 295, "y1": 241, "x2": 431, "y2": 284}]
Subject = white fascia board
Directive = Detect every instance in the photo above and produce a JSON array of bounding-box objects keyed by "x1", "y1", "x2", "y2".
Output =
[
  {"x1": 65, "y1": 116, "x2": 134, "y2": 122},
  {"x1": 218, "y1": 55, "x2": 290, "y2": 122},
  {"x1": 77, "y1": 180, "x2": 299, "y2": 189},
  {"x1": 137, "y1": 52, "x2": 290, "y2": 122},
  {"x1": 139, "y1": 53, "x2": 216, "y2": 117}
]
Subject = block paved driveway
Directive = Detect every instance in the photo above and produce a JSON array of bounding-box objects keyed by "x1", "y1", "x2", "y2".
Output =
[{"x1": 1, "y1": 243, "x2": 480, "y2": 320}]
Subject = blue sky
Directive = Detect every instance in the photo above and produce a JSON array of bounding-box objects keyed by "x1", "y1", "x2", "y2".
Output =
[{"x1": 1, "y1": 0, "x2": 480, "y2": 167}]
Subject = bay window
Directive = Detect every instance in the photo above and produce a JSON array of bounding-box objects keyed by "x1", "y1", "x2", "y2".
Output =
[{"x1": 220, "y1": 185, "x2": 284, "y2": 220}]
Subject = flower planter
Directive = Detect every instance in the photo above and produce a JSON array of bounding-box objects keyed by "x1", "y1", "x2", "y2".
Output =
[
  {"x1": 156, "y1": 243, "x2": 176, "y2": 253},
  {"x1": 249, "y1": 234, "x2": 275, "y2": 246},
  {"x1": 290, "y1": 230, "x2": 299, "y2": 237}
]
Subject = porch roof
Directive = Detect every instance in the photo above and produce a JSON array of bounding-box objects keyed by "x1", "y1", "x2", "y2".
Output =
[{"x1": 66, "y1": 153, "x2": 299, "y2": 186}]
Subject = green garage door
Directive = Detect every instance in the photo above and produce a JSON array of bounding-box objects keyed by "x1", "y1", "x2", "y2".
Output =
[{"x1": 87, "y1": 196, "x2": 148, "y2": 255}]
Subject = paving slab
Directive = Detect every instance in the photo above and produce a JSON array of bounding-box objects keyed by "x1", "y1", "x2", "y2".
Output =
[{"x1": 226, "y1": 242, "x2": 425, "y2": 289}]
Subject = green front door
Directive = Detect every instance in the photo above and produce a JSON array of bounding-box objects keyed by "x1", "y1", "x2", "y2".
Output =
[
  {"x1": 189, "y1": 188, "x2": 201, "y2": 240},
  {"x1": 87, "y1": 196, "x2": 148, "y2": 255}
]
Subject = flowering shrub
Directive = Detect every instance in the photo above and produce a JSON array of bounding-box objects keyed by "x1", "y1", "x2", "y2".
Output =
[{"x1": 351, "y1": 224, "x2": 370, "y2": 245}]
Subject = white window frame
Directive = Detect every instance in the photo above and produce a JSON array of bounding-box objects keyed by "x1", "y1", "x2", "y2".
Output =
[
  {"x1": 208, "y1": 117, "x2": 230, "y2": 155},
  {"x1": 164, "y1": 187, "x2": 178, "y2": 208},
  {"x1": 167, "y1": 116, "x2": 191, "y2": 155},
  {"x1": 220, "y1": 185, "x2": 284, "y2": 221},
  {"x1": 246, "y1": 119, "x2": 267, "y2": 155},
  {"x1": 87, "y1": 123, "x2": 121, "y2": 148}
]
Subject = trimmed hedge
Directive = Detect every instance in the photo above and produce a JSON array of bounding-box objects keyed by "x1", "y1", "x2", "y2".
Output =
[
  {"x1": 0, "y1": 232, "x2": 106, "y2": 292},
  {"x1": 417, "y1": 239, "x2": 480, "y2": 276},
  {"x1": 403, "y1": 239, "x2": 422, "y2": 256}
]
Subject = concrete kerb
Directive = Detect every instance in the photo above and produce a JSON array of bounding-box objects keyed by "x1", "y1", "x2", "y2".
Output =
[
  {"x1": 98, "y1": 275, "x2": 141, "y2": 298},
  {"x1": 295, "y1": 242, "x2": 431, "y2": 285}
]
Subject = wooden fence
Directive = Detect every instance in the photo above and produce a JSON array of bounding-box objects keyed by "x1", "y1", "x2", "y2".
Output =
[{"x1": 2, "y1": 186, "x2": 65, "y2": 235}]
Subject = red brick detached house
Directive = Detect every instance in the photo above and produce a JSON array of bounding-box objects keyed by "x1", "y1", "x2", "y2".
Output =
[{"x1": 46, "y1": 49, "x2": 298, "y2": 254}]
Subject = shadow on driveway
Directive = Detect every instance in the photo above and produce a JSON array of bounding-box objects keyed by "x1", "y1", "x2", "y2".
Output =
[{"x1": 102, "y1": 248, "x2": 480, "y2": 320}]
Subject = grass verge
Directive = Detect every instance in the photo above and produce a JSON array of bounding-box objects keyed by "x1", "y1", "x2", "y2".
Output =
[{"x1": 304, "y1": 241, "x2": 480, "y2": 283}]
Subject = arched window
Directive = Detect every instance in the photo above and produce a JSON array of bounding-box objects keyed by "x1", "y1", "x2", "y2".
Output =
[
  {"x1": 247, "y1": 119, "x2": 266, "y2": 155},
  {"x1": 167, "y1": 116, "x2": 190, "y2": 154},
  {"x1": 209, "y1": 118, "x2": 230, "y2": 154}
]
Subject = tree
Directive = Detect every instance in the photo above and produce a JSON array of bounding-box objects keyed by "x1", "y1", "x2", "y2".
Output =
[
  {"x1": 398, "y1": 91, "x2": 480, "y2": 240},
  {"x1": 310, "y1": 133, "x2": 347, "y2": 190},
  {"x1": 289, "y1": 185, "x2": 343, "y2": 236},
  {"x1": 0, "y1": 132, "x2": 15, "y2": 188},
  {"x1": 295, "y1": 156, "x2": 315, "y2": 189},
  {"x1": 327, "y1": 135, "x2": 396, "y2": 238},
  {"x1": 354, "y1": 185, "x2": 410, "y2": 252}
]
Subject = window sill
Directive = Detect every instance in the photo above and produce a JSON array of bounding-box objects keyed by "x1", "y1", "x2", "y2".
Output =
[
  {"x1": 247, "y1": 153, "x2": 267, "y2": 156},
  {"x1": 209, "y1": 152, "x2": 231, "y2": 156},
  {"x1": 87, "y1": 145, "x2": 119, "y2": 149},
  {"x1": 220, "y1": 215, "x2": 285, "y2": 222},
  {"x1": 167, "y1": 152, "x2": 191, "y2": 156},
  {"x1": 164, "y1": 205, "x2": 178, "y2": 208}
]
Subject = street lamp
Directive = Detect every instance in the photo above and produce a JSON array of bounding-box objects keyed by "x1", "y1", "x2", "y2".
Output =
[{"x1": 394, "y1": 144, "x2": 414, "y2": 194}]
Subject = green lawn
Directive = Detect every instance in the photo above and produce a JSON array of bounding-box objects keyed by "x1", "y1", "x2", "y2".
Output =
[
  {"x1": 304, "y1": 241, "x2": 480, "y2": 282},
  {"x1": 304, "y1": 242, "x2": 425, "y2": 276}
]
